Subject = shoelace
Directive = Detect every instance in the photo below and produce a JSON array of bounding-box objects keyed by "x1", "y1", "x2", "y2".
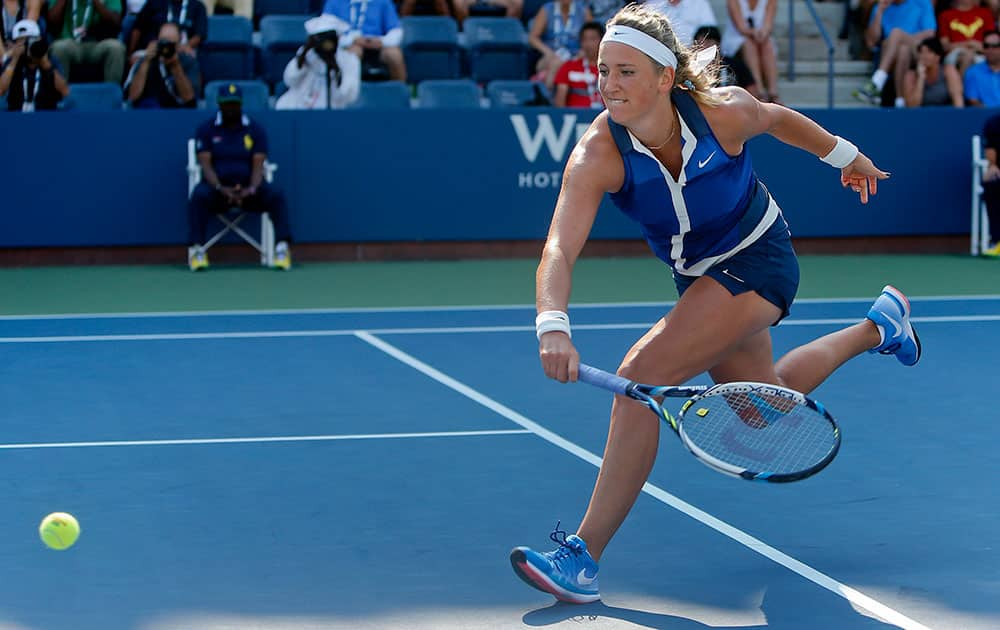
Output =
[{"x1": 548, "y1": 521, "x2": 583, "y2": 566}]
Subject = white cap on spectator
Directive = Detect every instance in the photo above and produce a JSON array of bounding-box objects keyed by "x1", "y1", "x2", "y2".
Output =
[
  {"x1": 305, "y1": 14, "x2": 349, "y2": 36},
  {"x1": 11, "y1": 19, "x2": 40, "y2": 40}
]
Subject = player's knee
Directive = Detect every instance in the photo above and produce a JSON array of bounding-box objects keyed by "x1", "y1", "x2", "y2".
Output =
[{"x1": 617, "y1": 355, "x2": 684, "y2": 388}]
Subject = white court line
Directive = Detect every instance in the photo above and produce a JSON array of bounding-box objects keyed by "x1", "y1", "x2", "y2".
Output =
[
  {"x1": 1, "y1": 294, "x2": 999, "y2": 320},
  {"x1": 354, "y1": 330, "x2": 932, "y2": 630},
  {"x1": 1, "y1": 314, "x2": 999, "y2": 344},
  {"x1": 0, "y1": 429, "x2": 531, "y2": 451}
]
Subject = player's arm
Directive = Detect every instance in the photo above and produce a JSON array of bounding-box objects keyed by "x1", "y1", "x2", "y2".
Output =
[
  {"x1": 536, "y1": 117, "x2": 623, "y2": 382},
  {"x1": 709, "y1": 87, "x2": 889, "y2": 204}
]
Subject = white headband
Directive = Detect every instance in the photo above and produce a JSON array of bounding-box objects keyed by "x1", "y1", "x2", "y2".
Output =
[{"x1": 601, "y1": 25, "x2": 677, "y2": 69}]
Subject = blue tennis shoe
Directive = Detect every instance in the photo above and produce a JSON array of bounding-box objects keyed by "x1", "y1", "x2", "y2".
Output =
[
  {"x1": 510, "y1": 523, "x2": 600, "y2": 603},
  {"x1": 866, "y1": 285, "x2": 921, "y2": 366}
]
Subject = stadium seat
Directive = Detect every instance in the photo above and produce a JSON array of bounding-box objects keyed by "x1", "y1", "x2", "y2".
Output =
[
  {"x1": 203, "y1": 80, "x2": 271, "y2": 111},
  {"x1": 485, "y1": 79, "x2": 538, "y2": 107},
  {"x1": 187, "y1": 138, "x2": 278, "y2": 266},
  {"x1": 255, "y1": 0, "x2": 311, "y2": 28},
  {"x1": 461, "y1": 17, "x2": 530, "y2": 82},
  {"x1": 62, "y1": 82, "x2": 123, "y2": 111},
  {"x1": 401, "y1": 16, "x2": 461, "y2": 83},
  {"x1": 352, "y1": 80, "x2": 411, "y2": 109},
  {"x1": 200, "y1": 15, "x2": 255, "y2": 90},
  {"x1": 416, "y1": 79, "x2": 481, "y2": 108},
  {"x1": 521, "y1": 0, "x2": 546, "y2": 25},
  {"x1": 259, "y1": 15, "x2": 309, "y2": 88}
]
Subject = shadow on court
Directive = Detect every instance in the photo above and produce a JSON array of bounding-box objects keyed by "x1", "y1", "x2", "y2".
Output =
[{"x1": 522, "y1": 584, "x2": 900, "y2": 629}]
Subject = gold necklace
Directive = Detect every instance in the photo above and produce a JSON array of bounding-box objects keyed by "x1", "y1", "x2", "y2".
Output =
[
  {"x1": 643, "y1": 109, "x2": 679, "y2": 151},
  {"x1": 645, "y1": 125, "x2": 675, "y2": 151}
]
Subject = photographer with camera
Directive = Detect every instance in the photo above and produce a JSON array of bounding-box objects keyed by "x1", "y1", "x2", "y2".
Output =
[
  {"x1": 1, "y1": 1, "x2": 45, "y2": 58},
  {"x1": 0, "y1": 20, "x2": 70, "y2": 111},
  {"x1": 275, "y1": 14, "x2": 359, "y2": 110},
  {"x1": 123, "y1": 20, "x2": 195, "y2": 107}
]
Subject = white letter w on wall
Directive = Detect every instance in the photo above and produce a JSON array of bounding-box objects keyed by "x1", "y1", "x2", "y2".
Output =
[{"x1": 510, "y1": 114, "x2": 579, "y2": 163}]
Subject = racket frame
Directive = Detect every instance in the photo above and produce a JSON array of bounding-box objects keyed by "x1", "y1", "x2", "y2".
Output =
[{"x1": 577, "y1": 364, "x2": 841, "y2": 483}]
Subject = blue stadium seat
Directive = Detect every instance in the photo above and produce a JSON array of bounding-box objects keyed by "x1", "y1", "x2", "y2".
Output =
[
  {"x1": 63, "y1": 82, "x2": 123, "y2": 111},
  {"x1": 352, "y1": 80, "x2": 411, "y2": 109},
  {"x1": 200, "y1": 16, "x2": 254, "y2": 91},
  {"x1": 401, "y1": 16, "x2": 461, "y2": 83},
  {"x1": 485, "y1": 79, "x2": 538, "y2": 107},
  {"x1": 203, "y1": 80, "x2": 271, "y2": 111},
  {"x1": 259, "y1": 15, "x2": 309, "y2": 88},
  {"x1": 461, "y1": 17, "x2": 530, "y2": 82},
  {"x1": 416, "y1": 79, "x2": 481, "y2": 108},
  {"x1": 255, "y1": 0, "x2": 311, "y2": 25}
]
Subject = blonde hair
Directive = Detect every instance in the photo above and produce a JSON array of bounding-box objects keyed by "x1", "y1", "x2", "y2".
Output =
[{"x1": 607, "y1": 3, "x2": 722, "y2": 105}]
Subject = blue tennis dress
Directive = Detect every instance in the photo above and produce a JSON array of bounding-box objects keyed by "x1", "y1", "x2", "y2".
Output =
[{"x1": 606, "y1": 88, "x2": 799, "y2": 316}]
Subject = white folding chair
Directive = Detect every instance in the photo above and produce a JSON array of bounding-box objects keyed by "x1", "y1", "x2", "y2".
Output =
[
  {"x1": 186, "y1": 138, "x2": 278, "y2": 266},
  {"x1": 971, "y1": 134, "x2": 991, "y2": 256}
]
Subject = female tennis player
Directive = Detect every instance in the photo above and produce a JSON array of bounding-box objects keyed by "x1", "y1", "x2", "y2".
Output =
[{"x1": 510, "y1": 3, "x2": 921, "y2": 604}]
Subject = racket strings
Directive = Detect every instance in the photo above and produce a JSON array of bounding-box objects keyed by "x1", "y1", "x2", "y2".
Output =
[{"x1": 681, "y1": 391, "x2": 836, "y2": 474}]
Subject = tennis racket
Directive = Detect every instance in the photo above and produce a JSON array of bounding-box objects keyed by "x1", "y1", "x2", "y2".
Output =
[{"x1": 578, "y1": 363, "x2": 840, "y2": 483}]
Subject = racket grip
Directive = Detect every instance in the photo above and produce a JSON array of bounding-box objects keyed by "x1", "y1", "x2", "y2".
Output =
[{"x1": 578, "y1": 363, "x2": 630, "y2": 395}]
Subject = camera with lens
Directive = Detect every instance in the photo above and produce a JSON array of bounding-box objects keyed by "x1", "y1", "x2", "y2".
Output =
[
  {"x1": 310, "y1": 30, "x2": 339, "y2": 54},
  {"x1": 27, "y1": 36, "x2": 48, "y2": 59},
  {"x1": 156, "y1": 39, "x2": 176, "y2": 58}
]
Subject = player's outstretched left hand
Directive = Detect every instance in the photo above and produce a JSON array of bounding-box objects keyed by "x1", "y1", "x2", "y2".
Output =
[{"x1": 841, "y1": 153, "x2": 889, "y2": 204}]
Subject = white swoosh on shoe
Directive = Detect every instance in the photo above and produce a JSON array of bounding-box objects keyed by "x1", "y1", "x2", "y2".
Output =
[
  {"x1": 884, "y1": 315, "x2": 903, "y2": 339},
  {"x1": 577, "y1": 569, "x2": 597, "y2": 585}
]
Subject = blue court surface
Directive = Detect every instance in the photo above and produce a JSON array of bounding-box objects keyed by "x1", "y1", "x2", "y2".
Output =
[{"x1": 1, "y1": 297, "x2": 998, "y2": 630}]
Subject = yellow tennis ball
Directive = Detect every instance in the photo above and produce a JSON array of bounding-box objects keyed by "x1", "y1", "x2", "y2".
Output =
[{"x1": 39, "y1": 512, "x2": 80, "y2": 550}]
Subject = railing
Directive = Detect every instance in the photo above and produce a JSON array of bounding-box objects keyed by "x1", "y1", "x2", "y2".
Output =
[{"x1": 787, "y1": 0, "x2": 837, "y2": 108}]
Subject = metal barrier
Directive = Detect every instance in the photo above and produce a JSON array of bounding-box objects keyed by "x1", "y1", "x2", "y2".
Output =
[{"x1": 787, "y1": 0, "x2": 837, "y2": 108}]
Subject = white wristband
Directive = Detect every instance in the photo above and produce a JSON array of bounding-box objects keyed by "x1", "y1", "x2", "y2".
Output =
[
  {"x1": 820, "y1": 136, "x2": 859, "y2": 169},
  {"x1": 536, "y1": 310, "x2": 571, "y2": 340}
]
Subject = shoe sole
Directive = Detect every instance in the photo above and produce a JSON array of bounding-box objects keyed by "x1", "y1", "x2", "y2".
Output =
[{"x1": 509, "y1": 549, "x2": 600, "y2": 604}]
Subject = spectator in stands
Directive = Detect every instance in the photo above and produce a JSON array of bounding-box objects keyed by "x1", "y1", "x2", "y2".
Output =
[
  {"x1": 276, "y1": 14, "x2": 360, "y2": 110},
  {"x1": 721, "y1": 0, "x2": 780, "y2": 102},
  {"x1": 979, "y1": 111, "x2": 1000, "y2": 256},
  {"x1": 323, "y1": 0, "x2": 406, "y2": 82},
  {"x1": 188, "y1": 83, "x2": 293, "y2": 271},
  {"x1": 902, "y1": 35, "x2": 963, "y2": 104},
  {"x1": 651, "y1": 0, "x2": 717, "y2": 47},
  {"x1": 854, "y1": 0, "x2": 937, "y2": 106},
  {"x1": 938, "y1": 0, "x2": 992, "y2": 77},
  {"x1": 124, "y1": 21, "x2": 196, "y2": 107},
  {"x1": 1, "y1": 0, "x2": 45, "y2": 58},
  {"x1": 964, "y1": 29, "x2": 1000, "y2": 105},
  {"x1": 552, "y1": 20, "x2": 602, "y2": 108},
  {"x1": 588, "y1": 0, "x2": 623, "y2": 25},
  {"x1": 48, "y1": 0, "x2": 127, "y2": 84},
  {"x1": 0, "y1": 19, "x2": 70, "y2": 110},
  {"x1": 200, "y1": 0, "x2": 250, "y2": 19},
  {"x1": 694, "y1": 24, "x2": 757, "y2": 92},
  {"x1": 529, "y1": 0, "x2": 592, "y2": 86},
  {"x1": 452, "y1": 0, "x2": 521, "y2": 23},
  {"x1": 128, "y1": 0, "x2": 206, "y2": 93},
  {"x1": 399, "y1": 0, "x2": 454, "y2": 18}
]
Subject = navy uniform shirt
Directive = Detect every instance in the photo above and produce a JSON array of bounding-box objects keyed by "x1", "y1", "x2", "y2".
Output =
[{"x1": 194, "y1": 112, "x2": 269, "y2": 187}]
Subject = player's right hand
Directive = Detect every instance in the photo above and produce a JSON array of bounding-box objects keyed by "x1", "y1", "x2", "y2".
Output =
[{"x1": 539, "y1": 332, "x2": 579, "y2": 383}]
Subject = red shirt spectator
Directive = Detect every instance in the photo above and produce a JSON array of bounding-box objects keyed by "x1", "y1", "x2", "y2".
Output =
[
  {"x1": 938, "y1": 2, "x2": 993, "y2": 45},
  {"x1": 553, "y1": 57, "x2": 601, "y2": 108}
]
